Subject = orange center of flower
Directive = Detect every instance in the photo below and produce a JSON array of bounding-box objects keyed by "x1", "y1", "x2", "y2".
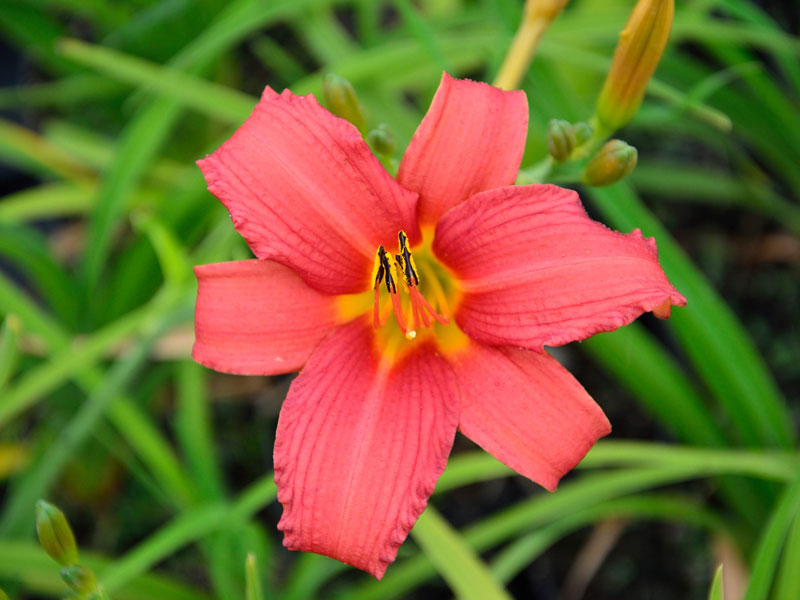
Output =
[
  {"x1": 338, "y1": 229, "x2": 466, "y2": 355},
  {"x1": 371, "y1": 230, "x2": 450, "y2": 341}
]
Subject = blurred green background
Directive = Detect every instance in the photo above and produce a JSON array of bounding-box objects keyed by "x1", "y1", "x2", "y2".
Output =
[{"x1": 0, "y1": 0, "x2": 798, "y2": 598}]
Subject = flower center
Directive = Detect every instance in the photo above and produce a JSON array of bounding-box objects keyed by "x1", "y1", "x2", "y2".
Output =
[{"x1": 372, "y1": 231, "x2": 450, "y2": 341}]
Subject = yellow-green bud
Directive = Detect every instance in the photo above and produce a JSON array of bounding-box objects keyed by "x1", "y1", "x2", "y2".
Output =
[
  {"x1": 583, "y1": 139, "x2": 638, "y2": 186},
  {"x1": 0, "y1": 586, "x2": 8, "y2": 600},
  {"x1": 322, "y1": 73, "x2": 366, "y2": 133},
  {"x1": 546, "y1": 119, "x2": 577, "y2": 162},
  {"x1": 595, "y1": 0, "x2": 674, "y2": 132},
  {"x1": 61, "y1": 565, "x2": 97, "y2": 594},
  {"x1": 367, "y1": 123, "x2": 396, "y2": 158},
  {"x1": 573, "y1": 122, "x2": 593, "y2": 146},
  {"x1": 36, "y1": 500, "x2": 78, "y2": 567}
]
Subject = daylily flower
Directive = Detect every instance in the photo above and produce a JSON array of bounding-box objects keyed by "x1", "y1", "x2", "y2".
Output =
[{"x1": 194, "y1": 73, "x2": 686, "y2": 578}]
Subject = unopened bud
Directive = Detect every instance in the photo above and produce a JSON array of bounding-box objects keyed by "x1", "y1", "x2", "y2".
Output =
[
  {"x1": 0, "y1": 587, "x2": 8, "y2": 600},
  {"x1": 61, "y1": 565, "x2": 97, "y2": 594},
  {"x1": 547, "y1": 119, "x2": 577, "y2": 162},
  {"x1": 595, "y1": 0, "x2": 674, "y2": 132},
  {"x1": 573, "y1": 122, "x2": 593, "y2": 145},
  {"x1": 322, "y1": 73, "x2": 366, "y2": 133},
  {"x1": 583, "y1": 140, "x2": 638, "y2": 186},
  {"x1": 36, "y1": 500, "x2": 78, "y2": 566},
  {"x1": 367, "y1": 123, "x2": 396, "y2": 158}
]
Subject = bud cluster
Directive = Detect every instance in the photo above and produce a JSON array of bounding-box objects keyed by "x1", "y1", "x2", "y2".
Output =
[
  {"x1": 524, "y1": 0, "x2": 668, "y2": 186},
  {"x1": 323, "y1": 73, "x2": 399, "y2": 169},
  {"x1": 546, "y1": 119, "x2": 593, "y2": 162}
]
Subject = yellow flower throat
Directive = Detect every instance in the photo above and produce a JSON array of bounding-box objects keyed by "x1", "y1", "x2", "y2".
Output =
[{"x1": 338, "y1": 229, "x2": 467, "y2": 353}]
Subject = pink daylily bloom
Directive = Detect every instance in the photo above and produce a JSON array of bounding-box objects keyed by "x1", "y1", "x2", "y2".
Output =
[{"x1": 194, "y1": 73, "x2": 686, "y2": 578}]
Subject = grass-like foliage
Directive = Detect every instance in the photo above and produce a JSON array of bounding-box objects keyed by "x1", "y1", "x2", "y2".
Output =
[{"x1": 0, "y1": 0, "x2": 798, "y2": 597}]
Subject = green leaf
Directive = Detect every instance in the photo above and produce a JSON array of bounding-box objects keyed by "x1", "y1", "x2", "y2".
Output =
[
  {"x1": 0, "y1": 540, "x2": 207, "y2": 600},
  {"x1": 0, "y1": 314, "x2": 22, "y2": 390},
  {"x1": 774, "y1": 494, "x2": 800, "y2": 600},
  {"x1": 745, "y1": 476, "x2": 800, "y2": 600},
  {"x1": 0, "y1": 181, "x2": 98, "y2": 223},
  {"x1": 708, "y1": 564, "x2": 725, "y2": 600},
  {"x1": 492, "y1": 495, "x2": 729, "y2": 585},
  {"x1": 0, "y1": 224, "x2": 80, "y2": 327},
  {"x1": 0, "y1": 118, "x2": 93, "y2": 181},
  {"x1": 175, "y1": 361, "x2": 226, "y2": 502},
  {"x1": 57, "y1": 38, "x2": 256, "y2": 124},
  {"x1": 0, "y1": 74, "x2": 122, "y2": 110},
  {"x1": 75, "y1": 0, "x2": 313, "y2": 308},
  {"x1": 0, "y1": 294, "x2": 191, "y2": 537},
  {"x1": 100, "y1": 474, "x2": 276, "y2": 591},
  {"x1": 587, "y1": 183, "x2": 793, "y2": 449},
  {"x1": 581, "y1": 442, "x2": 799, "y2": 482},
  {"x1": 0, "y1": 287, "x2": 190, "y2": 429},
  {"x1": 132, "y1": 212, "x2": 192, "y2": 287},
  {"x1": 582, "y1": 323, "x2": 724, "y2": 445},
  {"x1": 346, "y1": 460, "x2": 773, "y2": 600},
  {"x1": 411, "y1": 505, "x2": 513, "y2": 600},
  {"x1": 245, "y1": 553, "x2": 264, "y2": 600}
]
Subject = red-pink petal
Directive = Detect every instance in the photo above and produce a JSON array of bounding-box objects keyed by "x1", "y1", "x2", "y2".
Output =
[
  {"x1": 453, "y1": 342, "x2": 611, "y2": 491},
  {"x1": 434, "y1": 184, "x2": 686, "y2": 349},
  {"x1": 396, "y1": 72, "x2": 528, "y2": 226},
  {"x1": 193, "y1": 260, "x2": 341, "y2": 375},
  {"x1": 274, "y1": 319, "x2": 459, "y2": 578},
  {"x1": 198, "y1": 87, "x2": 419, "y2": 295}
]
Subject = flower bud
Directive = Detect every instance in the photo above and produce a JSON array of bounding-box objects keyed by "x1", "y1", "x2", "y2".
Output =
[
  {"x1": 367, "y1": 123, "x2": 396, "y2": 158},
  {"x1": 0, "y1": 587, "x2": 8, "y2": 600},
  {"x1": 573, "y1": 121, "x2": 593, "y2": 145},
  {"x1": 36, "y1": 500, "x2": 78, "y2": 566},
  {"x1": 546, "y1": 119, "x2": 577, "y2": 162},
  {"x1": 583, "y1": 140, "x2": 638, "y2": 187},
  {"x1": 595, "y1": 0, "x2": 674, "y2": 132},
  {"x1": 322, "y1": 73, "x2": 366, "y2": 133},
  {"x1": 61, "y1": 564, "x2": 97, "y2": 594}
]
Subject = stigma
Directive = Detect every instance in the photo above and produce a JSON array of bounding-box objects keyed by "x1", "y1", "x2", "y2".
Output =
[{"x1": 372, "y1": 231, "x2": 449, "y2": 340}]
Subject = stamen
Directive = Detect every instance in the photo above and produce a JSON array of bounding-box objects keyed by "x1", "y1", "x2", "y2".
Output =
[
  {"x1": 397, "y1": 231, "x2": 419, "y2": 287},
  {"x1": 389, "y1": 291, "x2": 408, "y2": 334},
  {"x1": 370, "y1": 231, "x2": 451, "y2": 340},
  {"x1": 411, "y1": 286, "x2": 448, "y2": 325},
  {"x1": 417, "y1": 260, "x2": 451, "y2": 321},
  {"x1": 411, "y1": 289, "x2": 433, "y2": 328},
  {"x1": 393, "y1": 255, "x2": 407, "y2": 293},
  {"x1": 373, "y1": 286, "x2": 381, "y2": 329}
]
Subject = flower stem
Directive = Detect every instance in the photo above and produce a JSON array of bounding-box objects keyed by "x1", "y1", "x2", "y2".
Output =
[
  {"x1": 516, "y1": 156, "x2": 553, "y2": 185},
  {"x1": 493, "y1": 0, "x2": 569, "y2": 90},
  {"x1": 493, "y1": 19, "x2": 549, "y2": 91}
]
